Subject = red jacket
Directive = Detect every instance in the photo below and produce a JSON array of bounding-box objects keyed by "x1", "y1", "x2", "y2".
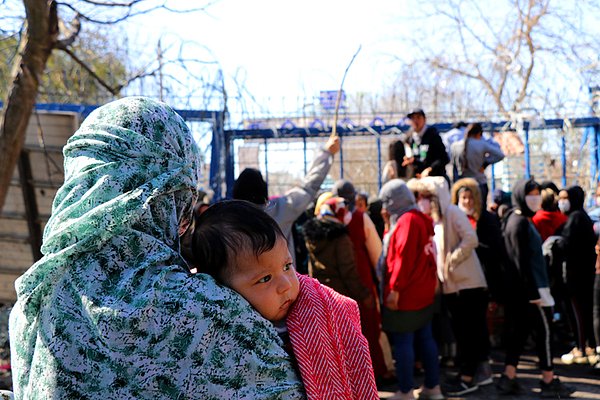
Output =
[
  {"x1": 532, "y1": 210, "x2": 568, "y2": 242},
  {"x1": 385, "y1": 209, "x2": 437, "y2": 311}
]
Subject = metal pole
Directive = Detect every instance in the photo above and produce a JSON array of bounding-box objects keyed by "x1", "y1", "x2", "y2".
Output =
[
  {"x1": 264, "y1": 137, "x2": 269, "y2": 192},
  {"x1": 592, "y1": 125, "x2": 598, "y2": 192},
  {"x1": 377, "y1": 135, "x2": 382, "y2": 192},
  {"x1": 339, "y1": 131, "x2": 344, "y2": 179},
  {"x1": 561, "y1": 132, "x2": 567, "y2": 188},
  {"x1": 210, "y1": 112, "x2": 224, "y2": 200},
  {"x1": 303, "y1": 133, "x2": 308, "y2": 176},
  {"x1": 524, "y1": 121, "x2": 531, "y2": 178}
]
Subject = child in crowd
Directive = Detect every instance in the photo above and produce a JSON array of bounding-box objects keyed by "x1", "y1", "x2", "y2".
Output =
[{"x1": 191, "y1": 200, "x2": 378, "y2": 400}]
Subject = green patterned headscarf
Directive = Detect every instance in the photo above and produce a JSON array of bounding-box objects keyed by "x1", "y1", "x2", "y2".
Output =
[{"x1": 9, "y1": 97, "x2": 305, "y2": 399}]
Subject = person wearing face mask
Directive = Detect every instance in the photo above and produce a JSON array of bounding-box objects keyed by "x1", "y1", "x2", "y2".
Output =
[
  {"x1": 331, "y1": 180, "x2": 393, "y2": 386},
  {"x1": 558, "y1": 189, "x2": 571, "y2": 214},
  {"x1": 451, "y1": 178, "x2": 508, "y2": 305},
  {"x1": 303, "y1": 192, "x2": 371, "y2": 303},
  {"x1": 586, "y1": 182, "x2": 600, "y2": 236},
  {"x1": 408, "y1": 177, "x2": 490, "y2": 397},
  {"x1": 498, "y1": 179, "x2": 574, "y2": 397},
  {"x1": 378, "y1": 179, "x2": 443, "y2": 400},
  {"x1": 532, "y1": 186, "x2": 568, "y2": 242},
  {"x1": 558, "y1": 185, "x2": 598, "y2": 366}
]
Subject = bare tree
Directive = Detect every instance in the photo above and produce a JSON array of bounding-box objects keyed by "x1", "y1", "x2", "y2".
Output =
[
  {"x1": 394, "y1": 0, "x2": 600, "y2": 119},
  {"x1": 0, "y1": 0, "x2": 214, "y2": 212}
]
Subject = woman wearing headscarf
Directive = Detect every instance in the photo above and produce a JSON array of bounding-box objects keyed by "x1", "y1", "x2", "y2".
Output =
[
  {"x1": 558, "y1": 186, "x2": 597, "y2": 365},
  {"x1": 378, "y1": 179, "x2": 442, "y2": 400},
  {"x1": 9, "y1": 97, "x2": 305, "y2": 399},
  {"x1": 408, "y1": 177, "x2": 489, "y2": 397},
  {"x1": 498, "y1": 179, "x2": 573, "y2": 397},
  {"x1": 303, "y1": 192, "x2": 371, "y2": 303}
]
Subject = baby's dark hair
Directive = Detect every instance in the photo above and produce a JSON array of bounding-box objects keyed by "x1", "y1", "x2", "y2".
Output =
[{"x1": 191, "y1": 200, "x2": 285, "y2": 283}]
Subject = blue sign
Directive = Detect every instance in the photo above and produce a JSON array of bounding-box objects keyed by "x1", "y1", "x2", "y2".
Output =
[{"x1": 319, "y1": 90, "x2": 346, "y2": 111}]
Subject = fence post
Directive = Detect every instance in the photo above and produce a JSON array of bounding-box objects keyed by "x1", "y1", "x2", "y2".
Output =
[
  {"x1": 210, "y1": 112, "x2": 224, "y2": 200},
  {"x1": 524, "y1": 121, "x2": 531, "y2": 178},
  {"x1": 377, "y1": 135, "x2": 382, "y2": 192},
  {"x1": 561, "y1": 130, "x2": 567, "y2": 188},
  {"x1": 303, "y1": 133, "x2": 308, "y2": 176},
  {"x1": 264, "y1": 137, "x2": 269, "y2": 192},
  {"x1": 592, "y1": 125, "x2": 598, "y2": 195},
  {"x1": 339, "y1": 130, "x2": 344, "y2": 179}
]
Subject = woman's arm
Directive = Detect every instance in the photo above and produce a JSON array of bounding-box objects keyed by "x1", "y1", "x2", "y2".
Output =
[{"x1": 483, "y1": 140, "x2": 505, "y2": 165}]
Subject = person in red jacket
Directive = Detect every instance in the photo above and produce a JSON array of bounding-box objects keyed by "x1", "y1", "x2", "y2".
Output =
[
  {"x1": 378, "y1": 179, "x2": 442, "y2": 400},
  {"x1": 532, "y1": 186, "x2": 567, "y2": 242}
]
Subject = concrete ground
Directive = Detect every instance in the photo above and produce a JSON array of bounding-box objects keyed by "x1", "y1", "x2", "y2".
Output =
[{"x1": 378, "y1": 352, "x2": 600, "y2": 400}]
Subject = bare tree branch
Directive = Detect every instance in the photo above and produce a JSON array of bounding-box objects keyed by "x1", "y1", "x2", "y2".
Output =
[
  {"x1": 55, "y1": 13, "x2": 81, "y2": 48},
  {"x1": 56, "y1": 44, "x2": 120, "y2": 95}
]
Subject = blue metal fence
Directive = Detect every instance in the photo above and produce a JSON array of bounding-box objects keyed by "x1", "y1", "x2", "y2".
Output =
[{"x1": 221, "y1": 117, "x2": 600, "y2": 201}]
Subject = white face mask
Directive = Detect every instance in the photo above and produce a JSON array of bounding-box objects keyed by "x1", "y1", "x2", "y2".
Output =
[
  {"x1": 458, "y1": 204, "x2": 474, "y2": 216},
  {"x1": 558, "y1": 199, "x2": 570, "y2": 214},
  {"x1": 595, "y1": 196, "x2": 600, "y2": 207},
  {"x1": 525, "y1": 194, "x2": 542, "y2": 213},
  {"x1": 417, "y1": 198, "x2": 432, "y2": 215}
]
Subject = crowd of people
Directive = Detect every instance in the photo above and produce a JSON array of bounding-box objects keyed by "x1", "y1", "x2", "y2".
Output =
[{"x1": 6, "y1": 98, "x2": 600, "y2": 399}]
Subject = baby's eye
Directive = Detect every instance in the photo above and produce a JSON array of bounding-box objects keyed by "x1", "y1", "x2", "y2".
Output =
[
  {"x1": 283, "y1": 263, "x2": 293, "y2": 271},
  {"x1": 257, "y1": 275, "x2": 272, "y2": 284}
]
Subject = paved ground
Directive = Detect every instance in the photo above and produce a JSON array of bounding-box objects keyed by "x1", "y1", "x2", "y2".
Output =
[
  {"x1": 378, "y1": 352, "x2": 600, "y2": 399},
  {"x1": 1, "y1": 348, "x2": 598, "y2": 398}
]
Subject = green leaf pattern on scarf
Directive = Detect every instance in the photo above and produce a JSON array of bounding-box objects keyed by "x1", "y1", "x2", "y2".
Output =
[{"x1": 9, "y1": 97, "x2": 305, "y2": 399}]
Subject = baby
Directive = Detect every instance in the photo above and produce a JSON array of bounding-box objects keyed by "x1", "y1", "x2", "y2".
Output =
[
  {"x1": 191, "y1": 200, "x2": 299, "y2": 325},
  {"x1": 190, "y1": 199, "x2": 379, "y2": 399}
]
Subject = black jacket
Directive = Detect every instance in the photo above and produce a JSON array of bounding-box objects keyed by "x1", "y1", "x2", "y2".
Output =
[
  {"x1": 476, "y1": 210, "x2": 508, "y2": 302},
  {"x1": 406, "y1": 126, "x2": 449, "y2": 177},
  {"x1": 561, "y1": 186, "x2": 596, "y2": 290},
  {"x1": 501, "y1": 179, "x2": 541, "y2": 302}
]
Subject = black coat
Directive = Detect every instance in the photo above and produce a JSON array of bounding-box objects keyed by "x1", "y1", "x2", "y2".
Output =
[
  {"x1": 406, "y1": 126, "x2": 449, "y2": 177},
  {"x1": 561, "y1": 186, "x2": 596, "y2": 291}
]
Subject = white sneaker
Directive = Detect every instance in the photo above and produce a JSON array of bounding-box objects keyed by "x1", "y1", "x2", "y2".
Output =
[
  {"x1": 388, "y1": 390, "x2": 416, "y2": 400},
  {"x1": 414, "y1": 385, "x2": 445, "y2": 400},
  {"x1": 561, "y1": 347, "x2": 586, "y2": 365}
]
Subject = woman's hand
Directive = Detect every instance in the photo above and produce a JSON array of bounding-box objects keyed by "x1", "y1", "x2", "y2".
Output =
[{"x1": 385, "y1": 290, "x2": 400, "y2": 310}]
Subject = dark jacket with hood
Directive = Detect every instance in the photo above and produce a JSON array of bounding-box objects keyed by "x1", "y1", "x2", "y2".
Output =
[
  {"x1": 303, "y1": 218, "x2": 370, "y2": 302},
  {"x1": 561, "y1": 185, "x2": 596, "y2": 290},
  {"x1": 502, "y1": 179, "x2": 546, "y2": 302}
]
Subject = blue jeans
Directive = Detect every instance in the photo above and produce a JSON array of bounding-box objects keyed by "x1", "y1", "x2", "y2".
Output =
[{"x1": 389, "y1": 321, "x2": 440, "y2": 393}]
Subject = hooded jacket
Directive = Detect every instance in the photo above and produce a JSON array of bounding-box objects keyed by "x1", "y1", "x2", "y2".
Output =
[
  {"x1": 502, "y1": 179, "x2": 548, "y2": 301},
  {"x1": 451, "y1": 178, "x2": 507, "y2": 301},
  {"x1": 415, "y1": 177, "x2": 487, "y2": 294},
  {"x1": 561, "y1": 185, "x2": 596, "y2": 288},
  {"x1": 379, "y1": 179, "x2": 437, "y2": 311},
  {"x1": 303, "y1": 218, "x2": 370, "y2": 301}
]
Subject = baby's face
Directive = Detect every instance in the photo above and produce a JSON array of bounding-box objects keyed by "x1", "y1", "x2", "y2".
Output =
[{"x1": 227, "y1": 237, "x2": 299, "y2": 322}]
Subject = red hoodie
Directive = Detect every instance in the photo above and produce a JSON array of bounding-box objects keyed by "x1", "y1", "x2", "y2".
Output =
[
  {"x1": 385, "y1": 209, "x2": 438, "y2": 311},
  {"x1": 532, "y1": 210, "x2": 568, "y2": 242}
]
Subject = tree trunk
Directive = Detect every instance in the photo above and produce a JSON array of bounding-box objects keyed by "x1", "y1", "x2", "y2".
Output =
[{"x1": 0, "y1": 0, "x2": 58, "y2": 213}]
